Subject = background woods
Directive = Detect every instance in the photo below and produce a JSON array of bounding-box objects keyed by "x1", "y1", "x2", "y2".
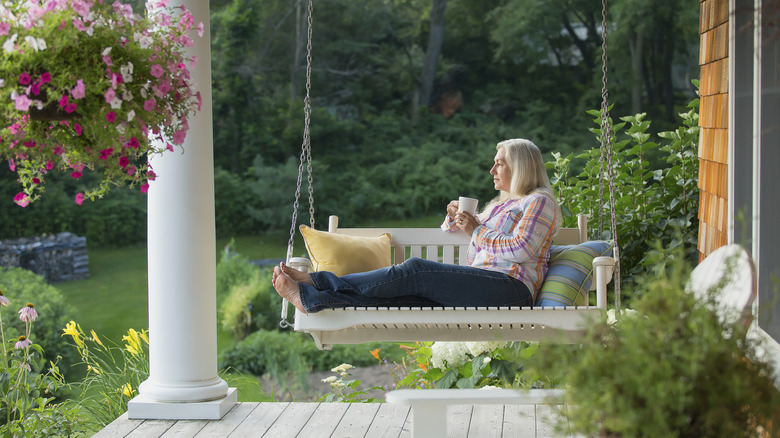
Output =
[{"x1": 0, "y1": 0, "x2": 700, "y2": 244}]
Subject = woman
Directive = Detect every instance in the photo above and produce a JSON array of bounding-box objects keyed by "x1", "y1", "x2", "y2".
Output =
[{"x1": 273, "y1": 138, "x2": 561, "y2": 313}]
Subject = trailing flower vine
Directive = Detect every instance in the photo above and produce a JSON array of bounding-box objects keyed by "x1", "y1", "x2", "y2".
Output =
[{"x1": 0, "y1": 0, "x2": 204, "y2": 206}]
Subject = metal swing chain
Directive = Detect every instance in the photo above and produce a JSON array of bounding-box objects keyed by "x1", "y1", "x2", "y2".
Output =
[
  {"x1": 281, "y1": 0, "x2": 315, "y2": 329},
  {"x1": 598, "y1": 0, "x2": 621, "y2": 311}
]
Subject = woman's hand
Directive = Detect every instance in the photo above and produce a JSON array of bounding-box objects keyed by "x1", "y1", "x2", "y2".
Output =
[
  {"x1": 455, "y1": 211, "x2": 479, "y2": 235},
  {"x1": 446, "y1": 200, "x2": 459, "y2": 222}
]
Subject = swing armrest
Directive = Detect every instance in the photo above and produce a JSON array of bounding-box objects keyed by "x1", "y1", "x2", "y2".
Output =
[{"x1": 592, "y1": 256, "x2": 614, "y2": 310}]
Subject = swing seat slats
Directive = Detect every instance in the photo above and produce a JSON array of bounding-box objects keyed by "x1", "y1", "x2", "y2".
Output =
[
  {"x1": 292, "y1": 215, "x2": 614, "y2": 350},
  {"x1": 295, "y1": 306, "x2": 603, "y2": 349}
]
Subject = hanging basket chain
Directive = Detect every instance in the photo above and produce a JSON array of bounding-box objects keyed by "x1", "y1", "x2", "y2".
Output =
[
  {"x1": 281, "y1": 0, "x2": 315, "y2": 329},
  {"x1": 598, "y1": 0, "x2": 621, "y2": 311}
]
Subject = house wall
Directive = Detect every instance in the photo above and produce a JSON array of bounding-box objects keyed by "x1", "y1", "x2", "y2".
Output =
[{"x1": 697, "y1": 0, "x2": 730, "y2": 260}]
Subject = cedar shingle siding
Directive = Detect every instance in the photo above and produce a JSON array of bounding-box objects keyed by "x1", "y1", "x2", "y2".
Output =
[{"x1": 698, "y1": 0, "x2": 730, "y2": 260}]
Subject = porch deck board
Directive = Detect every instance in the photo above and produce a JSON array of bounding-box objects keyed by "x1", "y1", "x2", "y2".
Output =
[{"x1": 95, "y1": 401, "x2": 576, "y2": 437}]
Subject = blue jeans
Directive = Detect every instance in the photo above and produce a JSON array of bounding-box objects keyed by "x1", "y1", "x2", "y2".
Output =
[{"x1": 299, "y1": 257, "x2": 533, "y2": 313}]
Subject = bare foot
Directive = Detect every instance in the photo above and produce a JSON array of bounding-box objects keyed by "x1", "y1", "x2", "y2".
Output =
[
  {"x1": 272, "y1": 266, "x2": 308, "y2": 314},
  {"x1": 281, "y1": 262, "x2": 314, "y2": 286}
]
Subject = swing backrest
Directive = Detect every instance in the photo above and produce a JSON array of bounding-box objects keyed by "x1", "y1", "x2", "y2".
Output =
[{"x1": 327, "y1": 214, "x2": 589, "y2": 268}]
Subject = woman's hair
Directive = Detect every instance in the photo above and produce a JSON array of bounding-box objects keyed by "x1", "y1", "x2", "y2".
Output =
[
  {"x1": 498, "y1": 138, "x2": 554, "y2": 198},
  {"x1": 480, "y1": 138, "x2": 561, "y2": 224}
]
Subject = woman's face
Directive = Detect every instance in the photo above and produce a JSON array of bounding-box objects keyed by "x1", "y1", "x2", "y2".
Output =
[{"x1": 490, "y1": 147, "x2": 512, "y2": 192}]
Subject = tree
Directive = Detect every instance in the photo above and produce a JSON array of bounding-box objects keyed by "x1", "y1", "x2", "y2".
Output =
[{"x1": 417, "y1": 0, "x2": 448, "y2": 115}]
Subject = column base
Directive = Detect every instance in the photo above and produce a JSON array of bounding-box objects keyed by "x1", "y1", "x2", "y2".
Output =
[{"x1": 127, "y1": 387, "x2": 237, "y2": 420}]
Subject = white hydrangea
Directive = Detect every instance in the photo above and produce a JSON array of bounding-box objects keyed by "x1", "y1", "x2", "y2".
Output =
[
  {"x1": 466, "y1": 341, "x2": 507, "y2": 357},
  {"x1": 430, "y1": 342, "x2": 470, "y2": 369}
]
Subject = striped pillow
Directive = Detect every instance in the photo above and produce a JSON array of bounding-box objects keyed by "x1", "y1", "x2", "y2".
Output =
[{"x1": 535, "y1": 240, "x2": 613, "y2": 307}]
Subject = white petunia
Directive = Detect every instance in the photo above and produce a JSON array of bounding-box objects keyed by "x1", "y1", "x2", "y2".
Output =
[
  {"x1": 24, "y1": 35, "x2": 46, "y2": 51},
  {"x1": 2, "y1": 33, "x2": 17, "y2": 53},
  {"x1": 127, "y1": 109, "x2": 135, "y2": 122}
]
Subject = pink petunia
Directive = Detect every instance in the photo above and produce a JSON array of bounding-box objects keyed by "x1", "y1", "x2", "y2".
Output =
[
  {"x1": 64, "y1": 103, "x2": 77, "y2": 114},
  {"x1": 140, "y1": 183, "x2": 149, "y2": 193},
  {"x1": 53, "y1": 146, "x2": 64, "y2": 156},
  {"x1": 124, "y1": 137, "x2": 139, "y2": 149},
  {"x1": 118, "y1": 156, "x2": 129, "y2": 168},
  {"x1": 197, "y1": 22, "x2": 204, "y2": 37},
  {"x1": 99, "y1": 148, "x2": 113, "y2": 160},
  {"x1": 0, "y1": 23, "x2": 10, "y2": 36},
  {"x1": 71, "y1": 171, "x2": 82, "y2": 179},
  {"x1": 73, "y1": 123, "x2": 82, "y2": 136},
  {"x1": 143, "y1": 99, "x2": 155, "y2": 112},
  {"x1": 150, "y1": 64, "x2": 164, "y2": 78},
  {"x1": 75, "y1": 193, "x2": 84, "y2": 205},
  {"x1": 30, "y1": 81, "x2": 41, "y2": 96},
  {"x1": 146, "y1": 170, "x2": 156, "y2": 181},
  {"x1": 13, "y1": 193, "x2": 29, "y2": 207},
  {"x1": 8, "y1": 159, "x2": 15, "y2": 172},
  {"x1": 14, "y1": 95, "x2": 32, "y2": 111},
  {"x1": 71, "y1": 79, "x2": 86, "y2": 99},
  {"x1": 104, "y1": 88, "x2": 116, "y2": 104},
  {"x1": 72, "y1": 18, "x2": 86, "y2": 31},
  {"x1": 59, "y1": 95, "x2": 69, "y2": 108},
  {"x1": 172, "y1": 129, "x2": 186, "y2": 145},
  {"x1": 105, "y1": 111, "x2": 117, "y2": 122},
  {"x1": 126, "y1": 165, "x2": 136, "y2": 176},
  {"x1": 23, "y1": 140, "x2": 36, "y2": 148},
  {"x1": 31, "y1": 178, "x2": 40, "y2": 184},
  {"x1": 18, "y1": 72, "x2": 31, "y2": 85},
  {"x1": 40, "y1": 72, "x2": 51, "y2": 84},
  {"x1": 166, "y1": 143, "x2": 174, "y2": 152},
  {"x1": 45, "y1": 161, "x2": 54, "y2": 170}
]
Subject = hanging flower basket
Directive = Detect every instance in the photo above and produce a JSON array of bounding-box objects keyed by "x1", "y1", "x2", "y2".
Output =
[{"x1": 0, "y1": 0, "x2": 204, "y2": 207}]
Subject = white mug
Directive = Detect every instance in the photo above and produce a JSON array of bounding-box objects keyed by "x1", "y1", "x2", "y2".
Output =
[
  {"x1": 458, "y1": 196, "x2": 479, "y2": 216},
  {"x1": 288, "y1": 257, "x2": 313, "y2": 273}
]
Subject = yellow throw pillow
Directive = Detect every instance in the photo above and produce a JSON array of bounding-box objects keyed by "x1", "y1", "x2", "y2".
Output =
[{"x1": 299, "y1": 225, "x2": 392, "y2": 276}]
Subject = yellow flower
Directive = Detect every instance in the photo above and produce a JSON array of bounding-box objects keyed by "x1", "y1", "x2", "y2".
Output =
[
  {"x1": 123, "y1": 329, "x2": 144, "y2": 356},
  {"x1": 90, "y1": 330, "x2": 104, "y2": 347},
  {"x1": 121, "y1": 383, "x2": 134, "y2": 397},
  {"x1": 139, "y1": 329, "x2": 149, "y2": 345},
  {"x1": 62, "y1": 321, "x2": 83, "y2": 348}
]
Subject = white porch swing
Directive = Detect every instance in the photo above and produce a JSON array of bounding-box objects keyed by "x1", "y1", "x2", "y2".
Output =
[{"x1": 278, "y1": 0, "x2": 621, "y2": 350}]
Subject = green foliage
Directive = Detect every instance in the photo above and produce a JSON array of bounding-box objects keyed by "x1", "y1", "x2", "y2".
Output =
[
  {"x1": 217, "y1": 249, "x2": 282, "y2": 338},
  {"x1": 548, "y1": 96, "x2": 700, "y2": 298},
  {"x1": 0, "y1": 268, "x2": 78, "y2": 377},
  {"x1": 531, "y1": 251, "x2": 780, "y2": 437}
]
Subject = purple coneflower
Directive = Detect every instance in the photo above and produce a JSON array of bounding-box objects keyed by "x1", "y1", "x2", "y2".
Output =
[
  {"x1": 15, "y1": 336, "x2": 31, "y2": 349},
  {"x1": 18, "y1": 303, "x2": 37, "y2": 322},
  {"x1": 0, "y1": 290, "x2": 9, "y2": 307}
]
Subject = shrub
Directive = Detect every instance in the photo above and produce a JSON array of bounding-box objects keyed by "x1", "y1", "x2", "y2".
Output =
[
  {"x1": 0, "y1": 268, "x2": 78, "y2": 376},
  {"x1": 218, "y1": 329, "x2": 390, "y2": 386},
  {"x1": 531, "y1": 248, "x2": 780, "y2": 437},
  {"x1": 548, "y1": 95, "x2": 700, "y2": 300}
]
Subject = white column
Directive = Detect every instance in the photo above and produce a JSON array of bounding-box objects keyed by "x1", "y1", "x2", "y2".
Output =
[{"x1": 127, "y1": 0, "x2": 236, "y2": 420}]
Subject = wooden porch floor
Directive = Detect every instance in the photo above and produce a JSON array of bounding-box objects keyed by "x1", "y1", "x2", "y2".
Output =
[{"x1": 94, "y1": 401, "x2": 577, "y2": 437}]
